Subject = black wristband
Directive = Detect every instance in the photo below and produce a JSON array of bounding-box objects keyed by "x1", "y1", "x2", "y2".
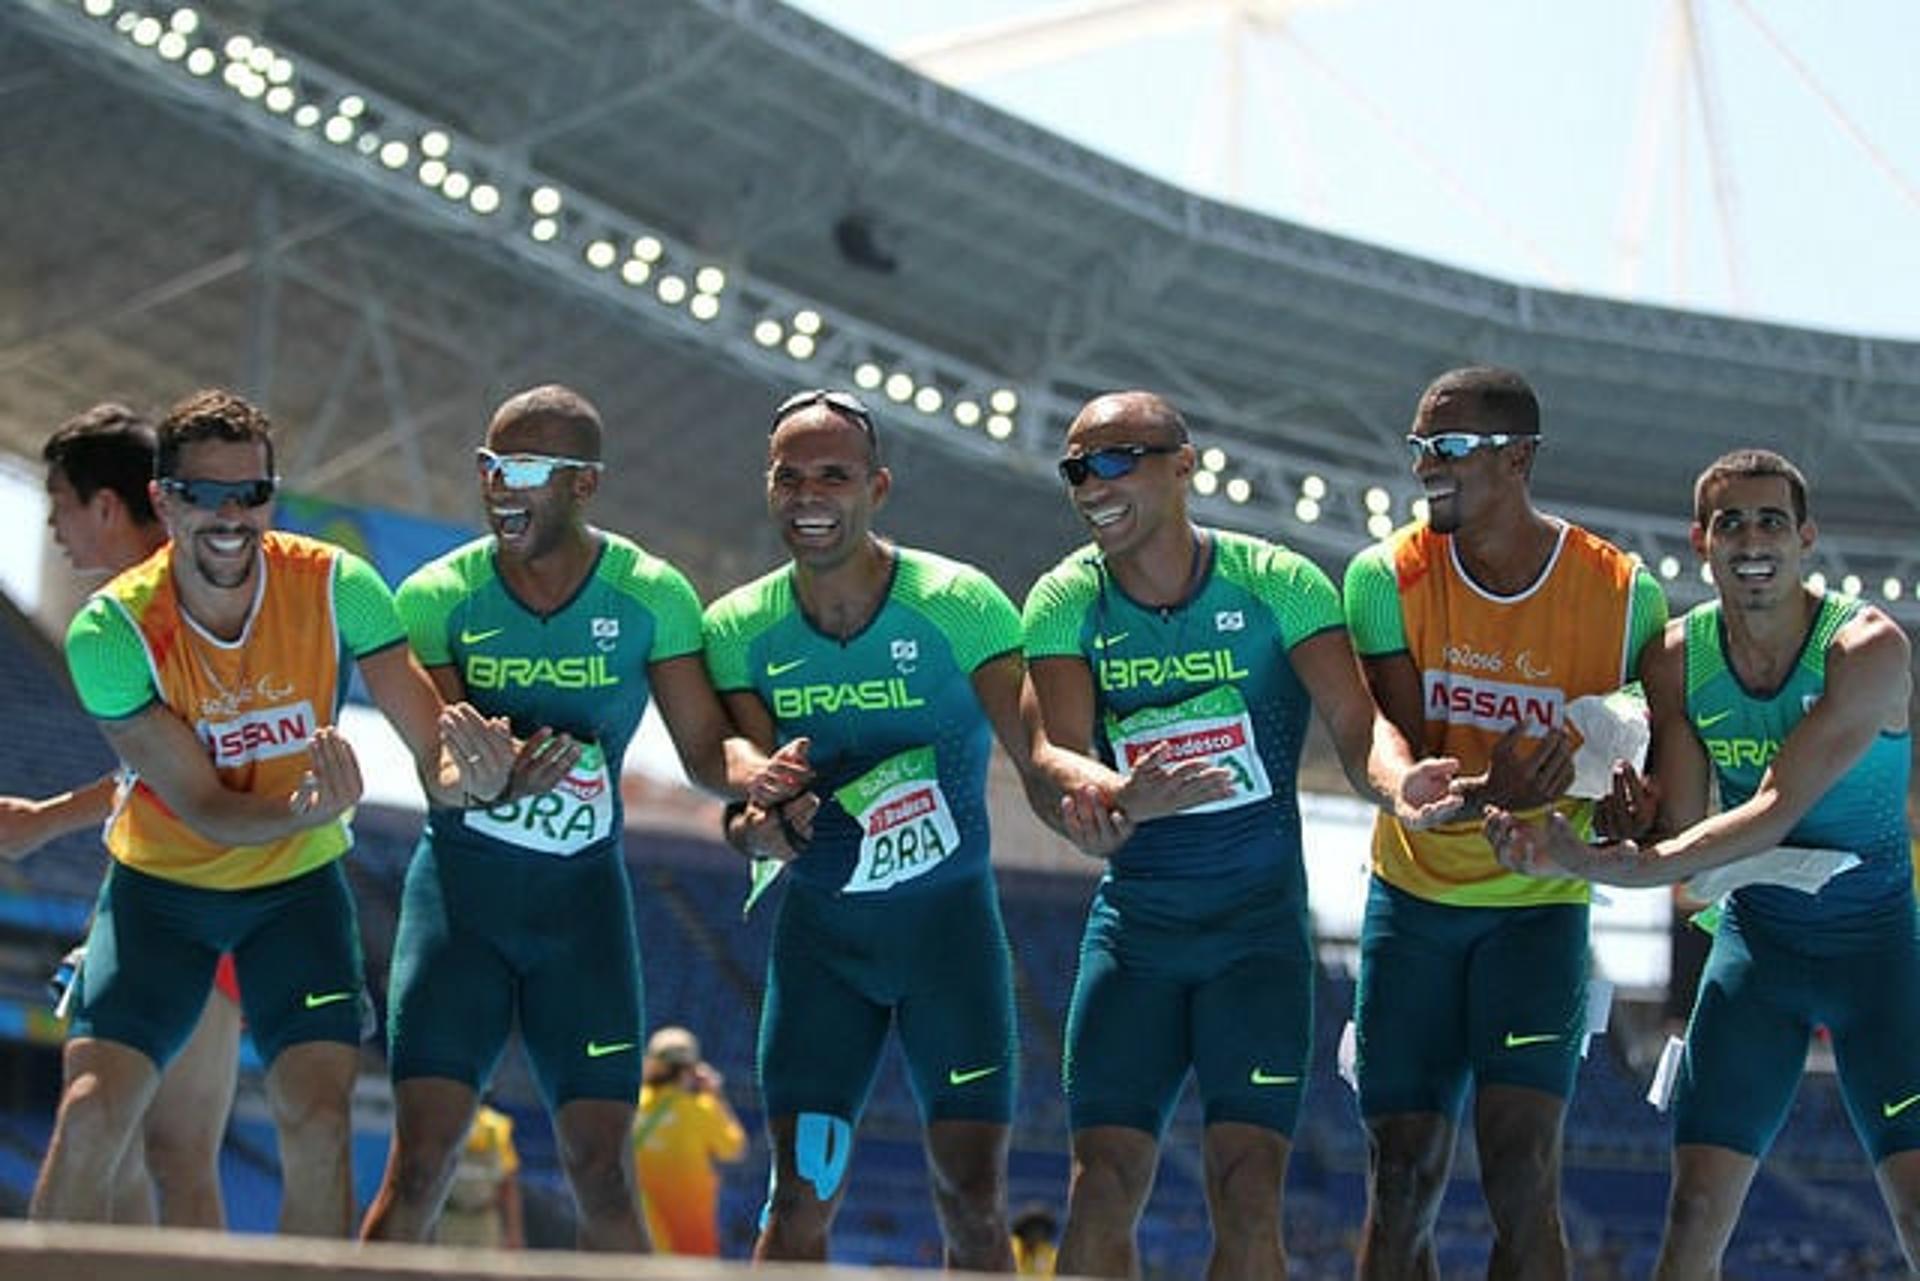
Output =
[{"x1": 722, "y1": 799, "x2": 748, "y2": 841}]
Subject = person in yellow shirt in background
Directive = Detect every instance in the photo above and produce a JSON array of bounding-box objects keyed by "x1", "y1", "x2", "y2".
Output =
[
  {"x1": 1011, "y1": 1204, "x2": 1059, "y2": 1277},
  {"x1": 433, "y1": 1103, "x2": 524, "y2": 1249},
  {"x1": 633, "y1": 1026, "x2": 746, "y2": 1255}
]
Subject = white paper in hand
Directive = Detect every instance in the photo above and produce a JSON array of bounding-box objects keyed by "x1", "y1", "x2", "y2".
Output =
[
  {"x1": 1564, "y1": 688, "x2": 1650, "y2": 800},
  {"x1": 1685, "y1": 845, "x2": 1860, "y2": 901}
]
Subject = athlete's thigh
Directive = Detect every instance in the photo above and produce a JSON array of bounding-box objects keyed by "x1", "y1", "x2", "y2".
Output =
[
  {"x1": 387, "y1": 840, "x2": 516, "y2": 1089},
  {"x1": 1063, "y1": 896, "x2": 1191, "y2": 1138},
  {"x1": 1465, "y1": 900, "x2": 1588, "y2": 1098},
  {"x1": 231, "y1": 861, "x2": 366, "y2": 1066},
  {"x1": 1354, "y1": 878, "x2": 1471, "y2": 1119},
  {"x1": 518, "y1": 849, "x2": 645, "y2": 1106},
  {"x1": 1672, "y1": 917, "x2": 1810, "y2": 1157},
  {"x1": 896, "y1": 877, "x2": 1018, "y2": 1124},
  {"x1": 760, "y1": 885, "x2": 892, "y2": 1123},
  {"x1": 70, "y1": 863, "x2": 222, "y2": 1069},
  {"x1": 1191, "y1": 908, "x2": 1313, "y2": 1135},
  {"x1": 1823, "y1": 912, "x2": 1920, "y2": 1162}
]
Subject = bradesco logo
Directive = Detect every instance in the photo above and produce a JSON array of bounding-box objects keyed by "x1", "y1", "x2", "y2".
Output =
[
  {"x1": 198, "y1": 701, "x2": 317, "y2": 767},
  {"x1": 772, "y1": 677, "x2": 924, "y2": 718},
  {"x1": 1423, "y1": 671, "x2": 1563, "y2": 733},
  {"x1": 1128, "y1": 722, "x2": 1248, "y2": 764},
  {"x1": 1098, "y1": 649, "x2": 1250, "y2": 692},
  {"x1": 465, "y1": 654, "x2": 621, "y2": 691}
]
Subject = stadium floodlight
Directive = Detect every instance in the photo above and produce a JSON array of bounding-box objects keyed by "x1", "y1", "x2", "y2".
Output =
[
  {"x1": 753, "y1": 320, "x2": 783, "y2": 347},
  {"x1": 247, "y1": 45, "x2": 275, "y2": 74},
  {"x1": 1410, "y1": 497, "x2": 1430, "y2": 523},
  {"x1": 1807, "y1": 571, "x2": 1827, "y2": 593},
  {"x1": 1883, "y1": 578, "x2": 1903, "y2": 601},
  {"x1": 355, "y1": 133, "x2": 380, "y2": 156},
  {"x1": 1367, "y1": 513, "x2": 1393, "y2": 539},
  {"x1": 1227, "y1": 478, "x2": 1253, "y2": 505},
  {"x1": 186, "y1": 46, "x2": 216, "y2": 76},
  {"x1": 914, "y1": 387, "x2": 943, "y2": 414},
  {"x1": 83, "y1": 0, "x2": 114, "y2": 17},
  {"x1": 322, "y1": 115, "x2": 354, "y2": 144},
  {"x1": 264, "y1": 85, "x2": 293, "y2": 113},
  {"x1": 441, "y1": 171, "x2": 471, "y2": 201},
  {"x1": 1841, "y1": 574, "x2": 1862, "y2": 596},
  {"x1": 157, "y1": 31, "x2": 187, "y2": 59},
  {"x1": 1294, "y1": 496, "x2": 1320, "y2": 523},
  {"x1": 337, "y1": 94, "x2": 365, "y2": 119},
  {"x1": 115, "y1": 11, "x2": 135, "y2": 32},
  {"x1": 378, "y1": 140, "x2": 409, "y2": 169},
  {"x1": 989, "y1": 388, "x2": 1018, "y2": 414},
  {"x1": 1200, "y1": 447, "x2": 1227, "y2": 473},
  {"x1": 131, "y1": 16, "x2": 160, "y2": 46},
  {"x1": 468, "y1": 184, "x2": 501, "y2": 214},
  {"x1": 1658, "y1": 555, "x2": 1680, "y2": 580},
  {"x1": 267, "y1": 57, "x2": 294, "y2": 85},
  {"x1": 853, "y1": 363, "x2": 883, "y2": 391},
  {"x1": 585, "y1": 240, "x2": 617, "y2": 270},
  {"x1": 530, "y1": 217, "x2": 559, "y2": 243},
  {"x1": 793, "y1": 310, "x2": 822, "y2": 336},
  {"x1": 656, "y1": 275, "x2": 688, "y2": 305},
  {"x1": 884, "y1": 373, "x2": 915, "y2": 403},
  {"x1": 953, "y1": 400, "x2": 982, "y2": 427},
  {"x1": 1193, "y1": 470, "x2": 1219, "y2": 497},
  {"x1": 620, "y1": 259, "x2": 650, "y2": 286},
  {"x1": 785, "y1": 334, "x2": 815, "y2": 360},
  {"x1": 632, "y1": 236, "x2": 663, "y2": 263},
  {"x1": 419, "y1": 129, "x2": 450, "y2": 159},
  {"x1": 221, "y1": 34, "x2": 248, "y2": 59},
  {"x1": 1364, "y1": 486, "x2": 1392, "y2": 514},
  {"x1": 986, "y1": 414, "x2": 1014, "y2": 440},
  {"x1": 1300, "y1": 474, "x2": 1326, "y2": 501},
  {"x1": 292, "y1": 103, "x2": 320, "y2": 127},
  {"x1": 690, "y1": 293, "x2": 721, "y2": 321},
  {"x1": 694, "y1": 267, "x2": 726, "y2": 295},
  {"x1": 169, "y1": 8, "x2": 200, "y2": 36},
  {"x1": 529, "y1": 186, "x2": 563, "y2": 216},
  {"x1": 417, "y1": 159, "x2": 447, "y2": 187}
]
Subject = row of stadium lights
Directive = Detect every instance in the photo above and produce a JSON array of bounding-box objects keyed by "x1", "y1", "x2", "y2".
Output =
[{"x1": 77, "y1": 1, "x2": 1034, "y2": 449}]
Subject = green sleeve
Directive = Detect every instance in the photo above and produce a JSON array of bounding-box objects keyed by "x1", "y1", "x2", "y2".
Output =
[
  {"x1": 333, "y1": 552, "x2": 406, "y2": 658},
  {"x1": 640, "y1": 562, "x2": 705, "y2": 663},
  {"x1": 394, "y1": 560, "x2": 460, "y2": 668},
  {"x1": 929, "y1": 567, "x2": 1022, "y2": 672},
  {"x1": 1342, "y1": 544, "x2": 1408, "y2": 657},
  {"x1": 1243, "y1": 545, "x2": 1344, "y2": 650},
  {"x1": 1624, "y1": 565, "x2": 1670, "y2": 681},
  {"x1": 702, "y1": 597, "x2": 753, "y2": 692},
  {"x1": 1021, "y1": 562, "x2": 1097, "y2": 660},
  {"x1": 66, "y1": 597, "x2": 158, "y2": 721}
]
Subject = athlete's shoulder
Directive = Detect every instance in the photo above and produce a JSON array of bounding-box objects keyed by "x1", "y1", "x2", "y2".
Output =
[
  {"x1": 893, "y1": 545, "x2": 1007, "y2": 602},
  {"x1": 1027, "y1": 543, "x2": 1101, "y2": 598},
  {"x1": 397, "y1": 535, "x2": 495, "y2": 599},
  {"x1": 598, "y1": 530, "x2": 692, "y2": 591},
  {"x1": 261, "y1": 529, "x2": 347, "y2": 575},
  {"x1": 1556, "y1": 520, "x2": 1642, "y2": 581},
  {"x1": 1210, "y1": 527, "x2": 1316, "y2": 578},
  {"x1": 705, "y1": 561, "x2": 794, "y2": 628}
]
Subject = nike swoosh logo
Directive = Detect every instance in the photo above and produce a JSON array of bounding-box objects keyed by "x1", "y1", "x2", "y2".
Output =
[
  {"x1": 460, "y1": 626, "x2": 505, "y2": 646},
  {"x1": 1249, "y1": 1069, "x2": 1299, "y2": 1086},
  {"x1": 765, "y1": 658, "x2": 806, "y2": 678},
  {"x1": 585, "y1": 1040, "x2": 636, "y2": 1059},
  {"x1": 1884, "y1": 1093, "x2": 1920, "y2": 1119},
  {"x1": 1694, "y1": 709, "x2": 1733, "y2": 730},
  {"x1": 1504, "y1": 1032, "x2": 1562, "y2": 1048},
  {"x1": 948, "y1": 1066, "x2": 1000, "y2": 1086},
  {"x1": 303, "y1": 991, "x2": 354, "y2": 1009},
  {"x1": 1091, "y1": 633, "x2": 1129, "y2": 650}
]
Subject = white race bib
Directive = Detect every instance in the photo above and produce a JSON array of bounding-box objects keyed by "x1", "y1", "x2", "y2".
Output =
[
  {"x1": 463, "y1": 742, "x2": 615, "y2": 856},
  {"x1": 1107, "y1": 685, "x2": 1272, "y2": 816},
  {"x1": 834, "y1": 746, "x2": 961, "y2": 894}
]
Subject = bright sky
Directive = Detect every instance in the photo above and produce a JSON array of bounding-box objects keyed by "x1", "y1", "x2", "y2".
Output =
[{"x1": 792, "y1": 0, "x2": 1920, "y2": 341}]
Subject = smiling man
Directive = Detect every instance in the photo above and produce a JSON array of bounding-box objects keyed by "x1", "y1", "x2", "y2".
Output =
[
  {"x1": 32, "y1": 389, "x2": 470, "y2": 1235},
  {"x1": 1021, "y1": 390, "x2": 1456, "y2": 1280},
  {"x1": 1487, "y1": 449, "x2": 1920, "y2": 1277},
  {"x1": 362, "y1": 384, "x2": 797, "y2": 1251},
  {"x1": 1342, "y1": 366, "x2": 1667, "y2": 1279}
]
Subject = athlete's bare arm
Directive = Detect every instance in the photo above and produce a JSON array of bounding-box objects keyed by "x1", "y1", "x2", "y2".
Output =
[
  {"x1": 1292, "y1": 631, "x2": 1459, "y2": 828},
  {"x1": 0, "y1": 776, "x2": 118, "y2": 860},
  {"x1": 717, "y1": 690, "x2": 819, "y2": 862},
  {"x1": 102, "y1": 704, "x2": 361, "y2": 844},
  {"x1": 651, "y1": 654, "x2": 811, "y2": 803}
]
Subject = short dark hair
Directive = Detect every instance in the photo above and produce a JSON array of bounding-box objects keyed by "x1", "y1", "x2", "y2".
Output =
[
  {"x1": 44, "y1": 403, "x2": 158, "y2": 524},
  {"x1": 1693, "y1": 448, "x2": 1809, "y2": 527},
  {"x1": 155, "y1": 389, "x2": 276, "y2": 480},
  {"x1": 1417, "y1": 366, "x2": 1541, "y2": 437},
  {"x1": 488, "y1": 384, "x2": 603, "y2": 459}
]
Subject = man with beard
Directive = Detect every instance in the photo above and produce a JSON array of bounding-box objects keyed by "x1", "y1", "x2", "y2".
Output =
[
  {"x1": 1487, "y1": 449, "x2": 1920, "y2": 1277},
  {"x1": 1342, "y1": 366, "x2": 1666, "y2": 1278},
  {"x1": 363, "y1": 385, "x2": 803, "y2": 1251},
  {"x1": 1021, "y1": 389, "x2": 1457, "y2": 1279},
  {"x1": 708, "y1": 389, "x2": 1064, "y2": 1268},
  {"x1": 33, "y1": 389, "x2": 474, "y2": 1234},
  {"x1": 0, "y1": 404, "x2": 242, "y2": 1230}
]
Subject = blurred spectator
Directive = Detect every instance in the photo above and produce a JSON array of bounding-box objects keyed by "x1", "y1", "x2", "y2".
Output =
[
  {"x1": 633, "y1": 1026, "x2": 746, "y2": 1255},
  {"x1": 433, "y1": 1103, "x2": 524, "y2": 1249},
  {"x1": 1011, "y1": 1203, "x2": 1059, "y2": 1276}
]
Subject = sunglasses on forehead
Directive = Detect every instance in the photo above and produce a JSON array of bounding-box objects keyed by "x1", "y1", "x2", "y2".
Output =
[
  {"x1": 1057, "y1": 443, "x2": 1180, "y2": 487},
  {"x1": 770, "y1": 389, "x2": 876, "y2": 435},
  {"x1": 158, "y1": 476, "x2": 277, "y2": 510},
  {"x1": 1403, "y1": 431, "x2": 1536, "y2": 464},
  {"x1": 475, "y1": 448, "x2": 605, "y2": 490}
]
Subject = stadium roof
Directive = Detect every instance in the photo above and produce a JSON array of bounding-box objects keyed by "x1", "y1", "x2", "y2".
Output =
[{"x1": 7, "y1": 0, "x2": 1920, "y2": 616}]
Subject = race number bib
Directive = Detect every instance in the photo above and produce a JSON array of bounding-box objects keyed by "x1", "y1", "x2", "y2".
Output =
[
  {"x1": 1106, "y1": 685, "x2": 1272, "y2": 816},
  {"x1": 463, "y1": 742, "x2": 615, "y2": 856},
  {"x1": 834, "y1": 746, "x2": 961, "y2": 894}
]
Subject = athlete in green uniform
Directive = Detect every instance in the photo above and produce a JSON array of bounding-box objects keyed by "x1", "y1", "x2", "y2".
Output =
[
  {"x1": 1022, "y1": 390, "x2": 1457, "y2": 1280},
  {"x1": 1488, "y1": 449, "x2": 1920, "y2": 1276},
  {"x1": 710, "y1": 389, "x2": 1053, "y2": 1269},
  {"x1": 362, "y1": 385, "x2": 803, "y2": 1251}
]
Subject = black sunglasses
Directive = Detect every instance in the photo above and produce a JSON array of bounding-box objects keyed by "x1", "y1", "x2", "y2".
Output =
[
  {"x1": 1058, "y1": 444, "x2": 1180, "y2": 487},
  {"x1": 159, "y1": 476, "x2": 278, "y2": 511},
  {"x1": 771, "y1": 389, "x2": 876, "y2": 435}
]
